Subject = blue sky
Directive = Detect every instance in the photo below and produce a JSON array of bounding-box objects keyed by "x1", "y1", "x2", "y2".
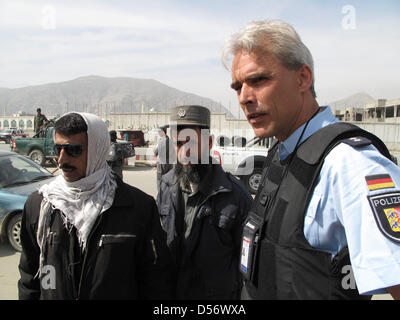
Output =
[{"x1": 0, "y1": 0, "x2": 399, "y2": 116}]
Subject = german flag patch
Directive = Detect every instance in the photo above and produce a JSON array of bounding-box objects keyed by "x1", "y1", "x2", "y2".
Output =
[{"x1": 365, "y1": 174, "x2": 395, "y2": 191}]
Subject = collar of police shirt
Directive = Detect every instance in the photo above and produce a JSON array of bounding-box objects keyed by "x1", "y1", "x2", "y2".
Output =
[{"x1": 278, "y1": 106, "x2": 338, "y2": 161}]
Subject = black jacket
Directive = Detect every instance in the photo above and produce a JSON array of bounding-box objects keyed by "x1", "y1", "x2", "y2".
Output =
[
  {"x1": 18, "y1": 178, "x2": 175, "y2": 300},
  {"x1": 157, "y1": 165, "x2": 252, "y2": 299}
]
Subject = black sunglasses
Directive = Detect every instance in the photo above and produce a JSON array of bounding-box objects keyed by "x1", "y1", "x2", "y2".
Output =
[{"x1": 53, "y1": 144, "x2": 84, "y2": 157}]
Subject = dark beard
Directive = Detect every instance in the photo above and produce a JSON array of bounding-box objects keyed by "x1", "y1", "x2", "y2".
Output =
[{"x1": 174, "y1": 162, "x2": 211, "y2": 193}]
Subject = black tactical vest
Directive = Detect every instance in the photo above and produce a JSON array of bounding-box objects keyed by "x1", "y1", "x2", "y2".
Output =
[{"x1": 242, "y1": 122, "x2": 392, "y2": 300}]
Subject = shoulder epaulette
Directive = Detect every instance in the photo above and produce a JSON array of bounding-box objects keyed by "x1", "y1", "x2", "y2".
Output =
[{"x1": 341, "y1": 136, "x2": 372, "y2": 148}]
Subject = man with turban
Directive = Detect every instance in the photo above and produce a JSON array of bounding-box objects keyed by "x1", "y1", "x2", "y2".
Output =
[{"x1": 18, "y1": 112, "x2": 174, "y2": 300}]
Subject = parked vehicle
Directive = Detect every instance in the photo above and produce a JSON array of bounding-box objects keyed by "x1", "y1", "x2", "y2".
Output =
[
  {"x1": 212, "y1": 136, "x2": 271, "y2": 194},
  {"x1": 11, "y1": 124, "x2": 136, "y2": 167},
  {"x1": 0, "y1": 150, "x2": 55, "y2": 251},
  {"x1": 0, "y1": 128, "x2": 28, "y2": 144},
  {"x1": 11, "y1": 125, "x2": 57, "y2": 166},
  {"x1": 118, "y1": 129, "x2": 148, "y2": 147}
]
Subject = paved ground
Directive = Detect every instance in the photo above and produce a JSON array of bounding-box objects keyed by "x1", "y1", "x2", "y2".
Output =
[
  {"x1": 0, "y1": 142, "x2": 393, "y2": 300},
  {"x1": 0, "y1": 243, "x2": 21, "y2": 300}
]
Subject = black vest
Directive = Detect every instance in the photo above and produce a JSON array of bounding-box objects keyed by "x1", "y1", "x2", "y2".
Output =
[{"x1": 244, "y1": 122, "x2": 391, "y2": 300}]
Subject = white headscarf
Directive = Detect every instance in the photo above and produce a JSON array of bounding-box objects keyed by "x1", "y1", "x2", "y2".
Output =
[{"x1": 36, "y1": 112, "x2": 117, "y2": 274}]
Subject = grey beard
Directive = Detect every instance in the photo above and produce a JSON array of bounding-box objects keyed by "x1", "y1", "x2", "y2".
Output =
[{"x1": 174, "y1": 162, "x2": 210, "y2": 193}]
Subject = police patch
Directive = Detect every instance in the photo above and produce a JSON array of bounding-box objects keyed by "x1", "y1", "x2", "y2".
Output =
[{"x1": 368, "y1": 192, "x2": 400, "y2": 242}]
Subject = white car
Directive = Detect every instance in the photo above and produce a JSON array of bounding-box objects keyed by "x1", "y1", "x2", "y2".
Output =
[
  {"x1": 0, "y1": 128, "x2": 27, "y2": 144},
  {"x1": 212, "y1": 136, "x2": 271, "y2": 194}
]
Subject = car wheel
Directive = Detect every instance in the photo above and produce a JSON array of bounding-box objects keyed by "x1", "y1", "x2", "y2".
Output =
[
  {"x1": 243, "y1": 168, "x2": 263, "y2": 195},
  {"x1": 7, "y1": 214, "x2": 22, "y2": 252},
  {"x1": 29, "y1": 149, "x2": 45, "y2": 166},
  {"x1": 5, "y1": 137, "x2": 10, "y2": 144}
]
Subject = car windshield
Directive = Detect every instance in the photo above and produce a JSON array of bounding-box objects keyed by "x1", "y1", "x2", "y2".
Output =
[
  {"x1": 0, "y1": 154, "x2": 53, "y2": 188},
  {"x1": 2, "y1": 129, "x2": 13, "y2": 134}
]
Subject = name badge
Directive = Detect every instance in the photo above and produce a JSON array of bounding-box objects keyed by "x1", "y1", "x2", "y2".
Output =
[{"x1": 239, "y1": 212, "x2": 263, "y2": 280}]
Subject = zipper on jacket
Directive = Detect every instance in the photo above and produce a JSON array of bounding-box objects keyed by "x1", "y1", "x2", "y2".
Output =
[
  {"x1": 150, "y1": 239, "x2": 158, "y2": 265},
  {"x1": 98, "y1": 234, "x2": 137, "y2": 247},
  {"x1": 76, "y1": 214, "x2": 103, "y2": 300}
]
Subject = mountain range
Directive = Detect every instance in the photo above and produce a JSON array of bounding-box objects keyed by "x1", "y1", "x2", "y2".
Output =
[
  {"x1": 0, "y1": 75, "x2": 233, "y2": 118},
  {"x1": 327, "y1": 92, "x2": 375, "y2": 110},
  {"x1": 0, "y1": 75, "x2": 377, "y2": 117}
]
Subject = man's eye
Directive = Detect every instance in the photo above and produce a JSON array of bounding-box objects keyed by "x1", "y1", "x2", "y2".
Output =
[
  {"x1": 173, "y1": 141, "x2": 182, "y2": 147},
  {"x1": 250, "y1": 76, "x2": 268, "y2": 84},
  {"x1": 231, "y1": 82, "x2": 242, "y2": 92},
  {"x1": 232, "y1": 85, "x2": 242, "y2": 94},
  {"x1": 174, "y1": 140, "x2": 187, "y2": 147}
]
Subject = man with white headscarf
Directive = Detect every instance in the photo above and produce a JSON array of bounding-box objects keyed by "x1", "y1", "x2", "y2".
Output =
[{"x1": 18, "y1": 112, "x2": 175, "y2": 300}]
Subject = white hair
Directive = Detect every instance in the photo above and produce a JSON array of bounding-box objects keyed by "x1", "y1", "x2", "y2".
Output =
[{"x1": 222, "y1": 20, "x2": 316, "y2": 97}]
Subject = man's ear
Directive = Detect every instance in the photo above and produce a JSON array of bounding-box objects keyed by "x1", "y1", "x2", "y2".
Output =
[
  {"x1": 297, "y1": 64, "x2": 313, "y2": 93},
  {"x1": 209, "y1": 134, "x2": 214, "y2": 151}
]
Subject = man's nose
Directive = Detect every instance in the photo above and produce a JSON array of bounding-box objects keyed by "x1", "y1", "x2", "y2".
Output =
[
  {"x1": 179, "y1": 143, "x2": 191, "y2": 159},
  {"x1": 238, "y1": 83, "x2": 255, "y2": 107},
  {"x1": 57, "y1": 148, "x2": 69, "y2": 163},
  {"x1": 178, "y1": 142, "x2": 199, "y2": 163}
]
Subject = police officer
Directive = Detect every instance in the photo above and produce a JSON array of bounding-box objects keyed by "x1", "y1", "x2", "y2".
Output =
[
  {"x1": 222, "y1": 20, "x2": 400, "y2": 299},
  {"x1": 34, "y1": 108, "x2": 48, "y2": 134},
  {"x1": 157, "y1": 105, "x2": 252, "y2": 299},
  {"x1": 107, "y1": 130, "x2": 124, "y2": 179},
  {"x1": 154, "y1": 125, "x2": 175, "y2": 190}
]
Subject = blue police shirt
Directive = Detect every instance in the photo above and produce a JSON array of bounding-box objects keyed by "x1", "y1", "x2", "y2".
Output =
[{"x1": 278, "y1": 106, "x2": 400, "y2": 295}]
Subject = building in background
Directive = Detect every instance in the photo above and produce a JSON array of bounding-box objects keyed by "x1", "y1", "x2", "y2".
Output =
[{"x1": 1, "y1": 99, "x2": 400, "y2": 152}]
